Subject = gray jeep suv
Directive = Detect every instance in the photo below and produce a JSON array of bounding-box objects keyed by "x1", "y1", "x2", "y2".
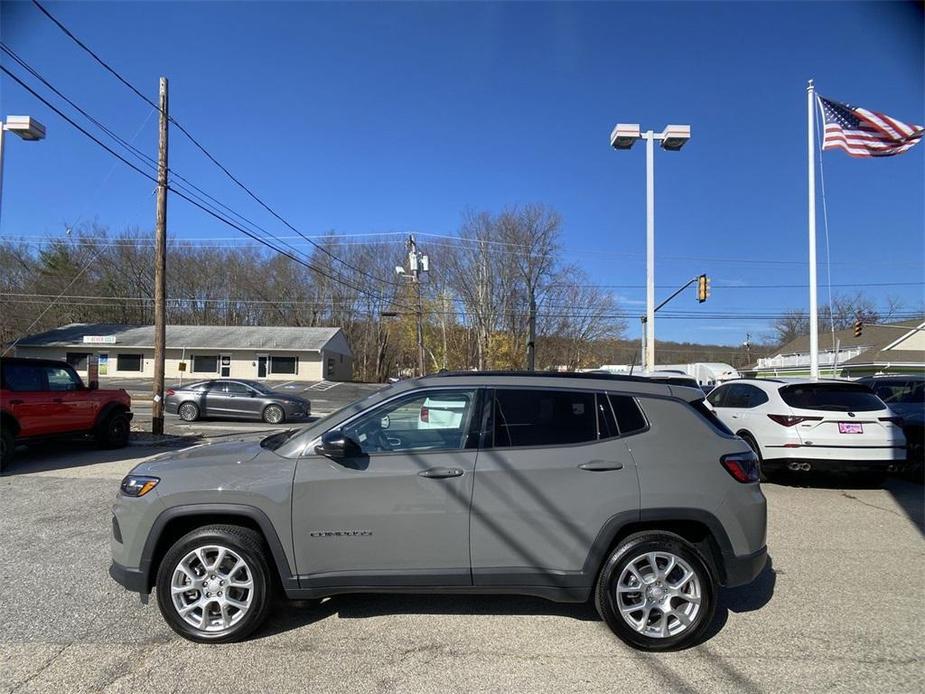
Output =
[{"x1": 110, "y1": 372, "x2": 767, "y2": 651}]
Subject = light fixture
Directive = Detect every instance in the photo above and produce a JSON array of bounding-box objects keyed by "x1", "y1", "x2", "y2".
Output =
[
  {"x1": 610, "y1": 123, "x2": 641, "y2": 150},
  {"x1": 4, "y1": 115, "x2": 46, "y2": 141}
]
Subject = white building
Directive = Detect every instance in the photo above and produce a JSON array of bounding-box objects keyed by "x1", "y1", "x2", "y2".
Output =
[{"x1": 14, "y1": 323, "x2": 353, "y2": 382}]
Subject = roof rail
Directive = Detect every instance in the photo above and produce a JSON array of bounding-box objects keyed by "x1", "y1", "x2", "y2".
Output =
[{"x1": 426, "y1": 370, "x2": 660, "y2": 384}]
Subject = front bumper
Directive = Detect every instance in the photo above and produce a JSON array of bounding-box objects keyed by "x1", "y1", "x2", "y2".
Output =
[{"x1": 721, "y1": 545, "x2": 768, "y2": 587}]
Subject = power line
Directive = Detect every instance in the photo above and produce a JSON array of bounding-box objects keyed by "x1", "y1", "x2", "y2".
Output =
[
  {"x1": 0, "y1": 63, "x2": 414, "y2": 310},
  {"x1": 0, "y1": 43, "x2": 402, "y2": 293},
  {"x1": 30, "y1": 0, "x2": 400, "y2": 288}
]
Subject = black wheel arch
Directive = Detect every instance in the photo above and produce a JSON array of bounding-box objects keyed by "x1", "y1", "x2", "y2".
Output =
[
  {"x1": 1, "y1": 410, "x2": 20, "y2": 438},
  {"x1": 93, "y1": 401, "x2": 131, "y2": 430},
  {"x1": 586, "y1": 508, "x2": 736, "y2": 588},
  {"x1": 140, "y1": 504, "x2": 297, "y2": 595}
]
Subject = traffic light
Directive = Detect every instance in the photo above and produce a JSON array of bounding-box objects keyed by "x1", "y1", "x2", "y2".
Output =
[
  {"x1": 697, "y1": 274, "x2": 710, "y2": 303},
  {"x1": 854, "y1": 318, "x2": 863, "y2": 337}
]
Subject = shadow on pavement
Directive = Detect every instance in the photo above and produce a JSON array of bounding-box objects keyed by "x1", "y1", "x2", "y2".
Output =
[
  {"x1": 255, "y1": 558, "x2": 777, "y2": 644},
  {"x1": 697, "y1": 554, "x2": 777, "y2": 646},
  {"x1": 256, "y1": 593, "x2": 602, "y2": 639}
]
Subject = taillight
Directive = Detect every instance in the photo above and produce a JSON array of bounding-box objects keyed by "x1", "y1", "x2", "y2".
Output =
[
  {"x1": 879, "y1": 416, "x2": 904, "y2": 426},
  {"x1": 721, "y1": 452, "x2": 760, "y2": 483},
  {"x1": 166, "y1": 389, "x2": 175, "y2": 397},
  {"x1": 767, "y1": 414, "x2": 822, "y2": 427},
  {"x1": 420, "y1": 406, "x2": 429, "y2": 422}
]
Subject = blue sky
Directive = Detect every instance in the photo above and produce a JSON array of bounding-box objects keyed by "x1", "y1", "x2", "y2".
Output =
[{"x1": 1, "y1": 1, "x2": 922, "y2": 346}]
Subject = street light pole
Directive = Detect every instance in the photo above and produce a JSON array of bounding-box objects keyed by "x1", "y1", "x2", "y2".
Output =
[
  {"x1": 610, "y1": 123, "x2": 690, "y2": 373},
  {"x1": 644, "y1": 130, "x2": 656, "y2": 372}
]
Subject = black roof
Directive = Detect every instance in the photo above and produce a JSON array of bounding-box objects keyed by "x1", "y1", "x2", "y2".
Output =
[{"x1": 0, "y1": 357, "x2": 70, "y2": 367}]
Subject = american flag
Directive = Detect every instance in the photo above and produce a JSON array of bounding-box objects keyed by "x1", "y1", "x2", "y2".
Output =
[{"x1": 818, "y1": 96, "x2": 923, "y2": 158}]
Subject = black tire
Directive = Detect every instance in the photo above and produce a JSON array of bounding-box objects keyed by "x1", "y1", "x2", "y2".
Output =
[
  {"x1": 262, "y1": 404, "x2": 285, "y2": 425},
  {"x1": 96, "y1": 411, "x2": 130, "y2": 449},
  {"x1": 595, "y1": 532, "x2": 716, "y2": 651},
  {"x1": 178, "y1": 402, "x2": 200, "y2": 422},
  {"x1": 740, "y1": 432, "x2": 770, "y2": 482},
  {"x1": 0, "y1": 427, "x2": 14, "y2": 473},
  {"x1": 155, "y1": 524, "x2": 273, "y2": 644}
]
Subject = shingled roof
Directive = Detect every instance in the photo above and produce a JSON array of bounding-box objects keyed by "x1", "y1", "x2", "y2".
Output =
[{"x1": 16, "y1": 323, "x2": 349, "y2": 353}]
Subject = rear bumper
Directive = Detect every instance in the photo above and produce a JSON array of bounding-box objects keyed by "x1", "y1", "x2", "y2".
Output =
[
  {"x1": 109, "y1": 561, "x2": 147, "y2": 594},
  {"x1": 764, "y1": 457, "x2": 905, "y2": 473},
  {"x1": 721, "y1": 545, "x2": 768, "y2": 587}
]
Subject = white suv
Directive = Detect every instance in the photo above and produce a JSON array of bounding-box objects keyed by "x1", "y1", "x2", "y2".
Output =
[{"x1": 705, "y1": 379, "x2": 906, "y2": 479}]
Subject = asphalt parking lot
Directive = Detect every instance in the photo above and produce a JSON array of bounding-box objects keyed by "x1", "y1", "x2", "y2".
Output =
[{"x1": 0, "y1": 438, "x2": 921, "y2": 694}]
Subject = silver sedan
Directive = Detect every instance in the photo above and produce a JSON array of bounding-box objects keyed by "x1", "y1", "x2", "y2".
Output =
[{"x1": 165, "y1": 379, "x2": 311, "y2": 424}]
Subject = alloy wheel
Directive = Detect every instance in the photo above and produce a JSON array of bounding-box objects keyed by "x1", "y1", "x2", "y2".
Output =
[
  {"x1": 170, "y1": 545, "x2": 254, "y2": 633},
  {"x1": 615, "y1": 551, "x2": 702, "y2": 638},
  {"x1": 264, "y1": 406, "x2": 283, "y2": 424},
  {"x1": 179, "y1": 403, "x2": 198, "y2": 421}
]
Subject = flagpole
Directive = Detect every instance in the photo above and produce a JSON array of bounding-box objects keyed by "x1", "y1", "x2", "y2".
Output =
[{"x1": 807, "y1": 79, "x2": 819, "y2": 380}]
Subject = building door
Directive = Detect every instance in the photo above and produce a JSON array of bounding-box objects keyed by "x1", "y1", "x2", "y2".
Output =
[
  {"x1": 220, "y1": 354, "x2": 232, "y2": 378},
  {"x1": 257, "y1": 355, "x2": 268, "y2": 379}
]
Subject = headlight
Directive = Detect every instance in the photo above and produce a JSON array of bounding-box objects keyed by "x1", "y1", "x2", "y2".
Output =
[{"x1": 120, "y1": 475, "x2": 160, "y2": 497}]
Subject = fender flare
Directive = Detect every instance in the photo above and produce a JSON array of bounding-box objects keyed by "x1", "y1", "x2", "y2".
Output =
[
  {"x1": 582, "y1": 507, "x2": 736, "y2": 584},
  {"x1": 1, "y1": 410, "x2": 20, "y2": 437},
  {"x1": 93, "y1": 401, "x2": 131, "y2": 430},
  {"x1": 138, "y1": 503, "x2": 296, "y2": 593}
]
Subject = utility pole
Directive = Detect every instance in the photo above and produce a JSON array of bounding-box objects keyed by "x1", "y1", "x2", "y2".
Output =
[
  {"x1": 152, "y1": 77, "x2": 168, "y2": 435},
  {"x1": 399, "y1": 235, "x2": 428, "y2": 377},
  {"x1": 526, "y1": 293, "x2": 537, "y2": 371}
]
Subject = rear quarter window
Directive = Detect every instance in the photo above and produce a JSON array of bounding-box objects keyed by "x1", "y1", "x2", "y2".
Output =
[{"x1": 608, "y1": 394, "x2": 648, "y2": 436}]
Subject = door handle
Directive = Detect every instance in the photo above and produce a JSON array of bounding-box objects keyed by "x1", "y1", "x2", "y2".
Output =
[
  {"x1": 418, "y1": 467, "x2": 464, "y2": 479},
  {"x1": 9, "y1": 399, "x2": 24, "y2": 405},
  {"x1": 579, "y1": 460, "x2": 624, "y2": 472}
]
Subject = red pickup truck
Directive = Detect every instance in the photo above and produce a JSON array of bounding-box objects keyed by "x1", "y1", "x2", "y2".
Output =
[{"x1": 1, "y1": 357, "x2": 133, "y2": 471}]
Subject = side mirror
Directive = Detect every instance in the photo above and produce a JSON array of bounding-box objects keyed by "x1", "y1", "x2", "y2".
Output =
[
  {"x1": 315, "y1": 429, "x2": 360, "y2": 459},
  {"x1": 88, "y1": 380, "x2": 99, "y2": 391}
]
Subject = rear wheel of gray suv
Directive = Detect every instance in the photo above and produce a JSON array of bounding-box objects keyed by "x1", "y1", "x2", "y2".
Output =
[
  {"x1": 595, "y1": 532, "x2": 715, "y2": 651},
  {"x1": 178, "y1": 402, "x2": 199, "y2": 422},
  {"x1": 156, "y1": 525, "x2": 273, "y2": 643}
]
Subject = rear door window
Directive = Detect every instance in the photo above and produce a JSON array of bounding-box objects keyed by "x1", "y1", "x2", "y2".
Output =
[
  {"x1": 493, "y1": 389, "x2": 597, "y2": 448},
  {"x1": 780, "y1": 383, "x2": 885, "y2": 412},
  {"x1": 2, "y1": 364, "x2": 44, "y2": 392}
]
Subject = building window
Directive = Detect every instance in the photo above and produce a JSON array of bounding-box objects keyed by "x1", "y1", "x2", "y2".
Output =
[
  {"x1": 116, "y1": 354, "x2": 143, "y2": 372},
  {"x1": 66, "y1": 352, "x2": 91, "y2": 370},
  {"x1": 192, "y1": 355, "x2": 219, "y2": 373},
  {"x1": 270, "y1": 355, "x2": 297, "y2": 375}
]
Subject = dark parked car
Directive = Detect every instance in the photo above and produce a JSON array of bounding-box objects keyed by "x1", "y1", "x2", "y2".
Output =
[
  {"x1": 858, "y1": 374, "x2": 924, "y2": 473},
  {"x1": 165, "y1": 379, "x2": 310, "y2": 424}
]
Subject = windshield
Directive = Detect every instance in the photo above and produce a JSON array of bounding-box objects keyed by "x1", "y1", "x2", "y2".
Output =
[
  {"x1": 248, "y1": 382, "x2": 276, "y2": 395},
  {"x1": 780, "y1": 384, "x2": 885, "y2": 412}
]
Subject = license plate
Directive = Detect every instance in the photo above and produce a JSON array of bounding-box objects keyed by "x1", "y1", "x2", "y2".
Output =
[{"x1": 838, "y1": 422, "x2": 863, "y2": 434}]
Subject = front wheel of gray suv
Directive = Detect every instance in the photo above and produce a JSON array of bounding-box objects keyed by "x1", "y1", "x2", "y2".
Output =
[
  {"x1": 155, "y1": 525, "x2": 273, "y2": 643},
  {"x1": 595, "y1": 532, "x2": 716, "y2": 651}
]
